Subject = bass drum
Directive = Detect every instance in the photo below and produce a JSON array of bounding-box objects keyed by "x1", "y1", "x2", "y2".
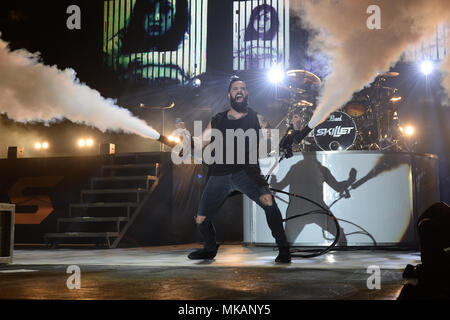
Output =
[{"x1": 314, "y1": 111, "x2": 357, "y2": 151}]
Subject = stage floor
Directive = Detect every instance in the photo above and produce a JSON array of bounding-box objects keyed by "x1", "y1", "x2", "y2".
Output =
[{"x1": 0, "y1": 244, "x2": 421, "y2": 300}]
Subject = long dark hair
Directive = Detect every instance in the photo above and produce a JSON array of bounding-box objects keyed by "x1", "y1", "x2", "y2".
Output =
[
  {"x1": 120, "y1": 0, "x2": 189, "y2": 54},
  {"x1": 244, "y1": 4, "x2": 279, "y2": 41}
]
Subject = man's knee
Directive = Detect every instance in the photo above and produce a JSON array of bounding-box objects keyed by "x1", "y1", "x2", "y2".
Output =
[
  {"x1": 195, "y1": 215, "x2": 206, "y2": 224},
  {"x1": 259, "y1": 194, "x2": 273, "y2": 207}
]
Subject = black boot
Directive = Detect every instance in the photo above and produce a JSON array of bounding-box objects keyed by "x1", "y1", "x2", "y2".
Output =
[
  {"x1": 275, "y1": 247, "x2": 291, "y2": 263},
  {"x1": 188, "y1": 244, "x2": 220, "y2": 260}
]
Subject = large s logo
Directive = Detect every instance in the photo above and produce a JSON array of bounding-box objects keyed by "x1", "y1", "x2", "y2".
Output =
[{"x1": 8, "y1": 176, "x2": 64, "y2": 224}]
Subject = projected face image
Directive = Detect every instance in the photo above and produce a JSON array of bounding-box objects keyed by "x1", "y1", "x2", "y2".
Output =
[
  {"x1": 104, "y1": 0, "x2": 207, "y2": 84},
  {"x1": 245, "y1": 4, "x2": 279, "y2": 41},
  {"x1": 120, "y1": 0, "x2": 188, "y2": 53},
  {"x1": 144, "y1": 0, "x2": 176, "y2": 37},
  {"x1": 233, "y1": 1, "x2": 287, "y2": 71},
  {"x1": 254, "y1": 6, "x2": 272, "y2": 37}
]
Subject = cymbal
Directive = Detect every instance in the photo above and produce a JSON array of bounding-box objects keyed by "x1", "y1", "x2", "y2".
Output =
[
  {"x1": 390, "y1": 96, "x2": 402, "y2": 102},
  {"x1": 286, "y1": 69, "x2": 321, "y2": 85},
  {"x1": 292, "y1": 100, "x2": 314, "y2": 108},
  {"x1": 377, "y1": 72, "x2": 400, "y2": 78}
]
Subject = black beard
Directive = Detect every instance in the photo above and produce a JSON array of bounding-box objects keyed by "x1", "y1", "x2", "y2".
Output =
[{"x1": 230, "y1": 95, "x2": 249, "y2": 113}]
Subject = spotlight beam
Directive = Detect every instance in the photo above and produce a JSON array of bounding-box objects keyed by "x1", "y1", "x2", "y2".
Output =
[
  {"x1": 268, "y1": 66, "x2": 284, "y2": 84},
  {"x1": 420, "y1": 60, "x2": 433, "y2": 76}
]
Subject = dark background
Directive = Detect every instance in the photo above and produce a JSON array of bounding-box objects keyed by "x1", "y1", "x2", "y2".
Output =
[{"x1": 0, "y1": 0, "x2": 449, "y2": 204}]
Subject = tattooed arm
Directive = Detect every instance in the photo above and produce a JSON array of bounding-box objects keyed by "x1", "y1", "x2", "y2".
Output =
[{"x1": 257, "y1": 113, "x2": 271, "y2": 138}]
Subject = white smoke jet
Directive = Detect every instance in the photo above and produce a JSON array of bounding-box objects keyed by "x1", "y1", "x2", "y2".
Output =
[
  {"x1": 292, "y1": 0, "x2": 450, "y2": 128},
  {"x1": 0, "y1": 36, "x2": 160, "y2": 140},
  {"x1": 442, "y1": 46, "x2": 450, "y2": 105}
]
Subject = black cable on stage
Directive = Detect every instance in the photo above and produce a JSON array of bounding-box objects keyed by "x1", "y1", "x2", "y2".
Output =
[
  {"x1": 269, "y1": 188, "x2": 341, "y2": 258},
  {"x1": 263, "y1": 125, "x2": 343, "y2": 258}
]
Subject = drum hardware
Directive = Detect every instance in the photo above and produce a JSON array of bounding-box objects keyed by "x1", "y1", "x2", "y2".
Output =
[
  {"x1": 343, "y1": 101, "x2": 366, "y2": 118},
  {"x1": 348, "y1": 72, "x2": 408, "y2": 151},
  {"x1": 390, "y1": 96, "x2": 402, "y2": 103},
  {"x1": 286, "y1": 69, "x2": 322, "y2": 85},
  {"x1": 275, "y1": 70, "x2": 410, "y2": 153},
  {"x1": 292, "y1": 100, "x2": 314, "y2": 108},
  {"x1": 274, "y1": 70, "x2": 321, "y2": 152},
  {"x1": 377, "y1": 71, "x2": 400, "y2": 78}
]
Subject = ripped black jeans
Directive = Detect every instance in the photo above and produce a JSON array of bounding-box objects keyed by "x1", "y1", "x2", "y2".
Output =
[{"x1": 196, "y1": 170, "x2": 289, "y2": 252}]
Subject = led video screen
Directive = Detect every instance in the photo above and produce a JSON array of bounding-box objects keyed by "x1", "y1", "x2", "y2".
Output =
[
  {"x1": 233, "y1": 0, "x2": 289, "y2": 71},
  {"x1": 404, "y1": 23, "x2": 449, "y2": 62},
  {"x1": 103, "y1": 0, "x2": 207, "y2": 84}
]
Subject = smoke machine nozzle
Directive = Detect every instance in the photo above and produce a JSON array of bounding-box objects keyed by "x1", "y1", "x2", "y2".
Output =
[
  {"x1": 157, "y1": 135, "x2": 179, "y2": 148},
  {"x1": 279, "y1": 125, "x2": 313, "y2": 158}
]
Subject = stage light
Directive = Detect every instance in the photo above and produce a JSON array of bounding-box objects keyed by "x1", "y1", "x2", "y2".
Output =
[
  {"x1": 192, "y1": 78, "x2": 201, "y2": 88},
  {"x1": 34, "y1": 141, "x2": 49, "y2": 151},
  {"x1": 86, "y1": 138, "x2": 94, "y2": 147},
  {"x1": 420, "y1": 60, "x2": 433, "y2": 75},
  {"x1": 77, "y1": 138, "x2": 94, "y2": 148},
  {"x1": 268, "y1": 66, "x2": 284, "y2": 84},
  {"x1": 390, "y1": 96, "x2": 402, "y2": 102},
  {"x1": 168, "y1": 135, "x2": 181, "y2": 144},
  {"x1": 404, "y1": 125, "x2": 415, "y2": 136}
]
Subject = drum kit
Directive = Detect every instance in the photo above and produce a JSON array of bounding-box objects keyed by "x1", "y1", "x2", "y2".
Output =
[{"x1": 275, "y1": 70, "x2": 409, "y2": 152}]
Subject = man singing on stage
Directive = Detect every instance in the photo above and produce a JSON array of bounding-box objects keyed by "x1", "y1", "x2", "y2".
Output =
[{"x1": 186, "y1": 76, "x2": 292, "y2": 263}]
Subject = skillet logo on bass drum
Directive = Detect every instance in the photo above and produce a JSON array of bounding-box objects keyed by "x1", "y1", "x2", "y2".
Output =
[{"x1": 315, "y1": 126, "x2": 354, "y2": 138}]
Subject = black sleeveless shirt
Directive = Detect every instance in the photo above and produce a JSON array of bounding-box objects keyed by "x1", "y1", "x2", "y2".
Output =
[{"x1": 208, "y1": 107, "x2": 268, "y2": 186}]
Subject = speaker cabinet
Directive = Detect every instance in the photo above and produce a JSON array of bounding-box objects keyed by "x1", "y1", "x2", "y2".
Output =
[
  {"x1": 0, "y1": 204, "x2": 15, "y2": 264},
  {"x1": 99, "y1": 143, "x2": 115, "y2": 155},
  {"x1": 7, "y1": 147, "x2": 24, "y2": 159}
]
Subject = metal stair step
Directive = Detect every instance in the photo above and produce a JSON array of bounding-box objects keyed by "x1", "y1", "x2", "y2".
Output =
[
  {"x1": 101, "y1": 163, "x2": 159, "y2": 179},
  {"x1": 44, "y1": 232, "x2": 119, "y2": 238},
  {"x1": 70, "y1": 202, "x2": 138, "y2": 208},
  {"x1": 58, "y1": 217, "x2": 129, "y2": 223},
  {"x1": 91, "y1": 175, "x2": 157, "y2": 182},
  {"x1": 81, "y1": 188, "x2": 148, "y2": 194},
  {"x1": 48, "y1": 156, "x2": 162, "y2": 248},
  {"x1": 101, "y1": 163, "x2": 158, "y2": 169}
]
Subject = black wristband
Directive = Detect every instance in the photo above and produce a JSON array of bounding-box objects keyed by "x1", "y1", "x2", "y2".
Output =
[
  {"x1": 292, "y1": 125, "x2": 313, "y2": 144},
  {"x1": 158, "y1": 135, "x2": 178, "y2": 148}
]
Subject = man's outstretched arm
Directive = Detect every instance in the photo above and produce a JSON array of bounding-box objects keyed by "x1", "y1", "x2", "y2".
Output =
[{"x1": 257, "y1": 113, "x2": 271, "y2": 138}]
